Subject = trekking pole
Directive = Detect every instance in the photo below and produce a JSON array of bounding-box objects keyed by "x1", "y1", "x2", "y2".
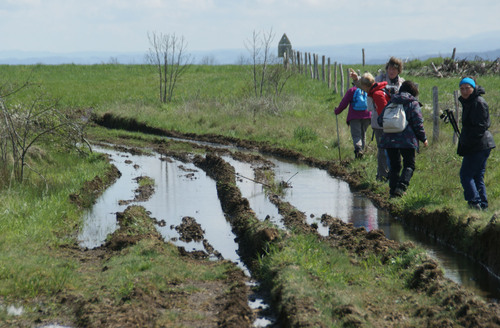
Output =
[{"x1": 335, "y1": 114, "x2": 342, "y2": 161}]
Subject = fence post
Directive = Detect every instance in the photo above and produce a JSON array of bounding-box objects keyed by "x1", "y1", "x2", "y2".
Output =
[
  {"x1": 309, "y1": 53, "x2": 313, "y2": 79},
  {"x1": 322, "y1": 55, "x2": 325, "y2": 82},
  {"x1": 305, "y1": 52, "x2": 309, "y2": 77},
  {"x1": 347, "y1": 71, "x2": 350, "y2": 94},
  {"x1": 316, "y1": 54, "x2": 320, "y2": 80},
  {"x1": 327, "y1": 58, "x2": 331, "y2": 89},
  {"x1": 334, "y1": 62, "x2": 338, "y2": 94},
  {"x1": 340, "y1": 63, "x2": 345, "y2": 97},
  {"x1": 362, "y1": 48, "x2": 365, "y2": 67},
  {"x1": 297, "y1": 51, "x2": 301, "y2": 73},
  {"x1": 432, "y1": 86, "x2": 440, "y2": 142},
  {"x1": 315, "y1": 54, "x2": 319, "y2": 80},
  {"x1": 453, "y1": 90, "x2": 460, "y2": 144}
]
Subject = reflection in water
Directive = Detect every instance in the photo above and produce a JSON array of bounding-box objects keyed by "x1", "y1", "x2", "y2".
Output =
[
  {"x1": 222, "y1": 156, "x2": 284, "y2": 230},
  {"x1": 78, "y1": 147, "x2": 242, "y2": 268},
  {"x1": 81, "y1": 146, "x2": 500, "y2": 303}
]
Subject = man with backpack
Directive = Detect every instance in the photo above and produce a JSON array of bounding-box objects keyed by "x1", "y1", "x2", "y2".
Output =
[
  {"x1": 334, "y1": 85, "x2": 371, "y2": 159},
  {"x1": 377, "y1": 80, "x2": 428, "y2": 197}
]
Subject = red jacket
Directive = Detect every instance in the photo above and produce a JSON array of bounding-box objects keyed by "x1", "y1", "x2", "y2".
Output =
[{"x1": 368, "y1": 81, "x2": 390, "y2": 115}]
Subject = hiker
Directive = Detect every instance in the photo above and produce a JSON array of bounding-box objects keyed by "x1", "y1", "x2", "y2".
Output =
[
  {"x1": 457, "y1": 77, "x2": 496, "y2": 210},
  {"x1": 377, "y1": 80, "x2": 428, "y2": 198},
  {"x1": 375, "y1": 56, "x2": 405, "y2": 95},
  {"x1": 350, "y1": 70, "x2": 391, "y2": 181},
  {"x1": 334, "y1": 85, "x2": 371, "y2": 159}
]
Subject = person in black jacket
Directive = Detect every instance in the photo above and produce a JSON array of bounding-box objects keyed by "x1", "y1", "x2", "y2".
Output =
[
  {"x1": 458, "y1": 77, "x2": 496, "y2": 210},
  {"x1": 377, "y1": 80, "x2": 428, "y2": 197}
]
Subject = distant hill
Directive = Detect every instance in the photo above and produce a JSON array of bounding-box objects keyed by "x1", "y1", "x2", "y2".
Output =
[{"x1": 1, "y1": 31, "x2": 499, "y2": 66}]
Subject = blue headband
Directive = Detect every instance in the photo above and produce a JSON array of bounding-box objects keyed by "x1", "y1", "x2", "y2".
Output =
[{"x1": 459, "y1": 77, "x2": 476, "y2": 89}]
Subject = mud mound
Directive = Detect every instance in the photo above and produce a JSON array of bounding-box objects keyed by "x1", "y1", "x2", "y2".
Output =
[
  {"x1": 50, "y1": 205, "x2": 254, "y2": 328},
  {"x1": 69, "y1": 163, "x2": 121, "y2": 209},
  {"x1": 176, "y1": 216, "x2": 205, "y2": 242}
]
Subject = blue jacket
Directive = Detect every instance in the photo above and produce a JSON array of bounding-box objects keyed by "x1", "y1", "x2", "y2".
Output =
[{"x1": 377, "y1": 92, "x2": 427, "y2": 150}]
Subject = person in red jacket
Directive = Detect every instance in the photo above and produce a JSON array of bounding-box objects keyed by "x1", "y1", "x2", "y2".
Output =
[{"x1": 350, "y1": 70, "x2": 391, "y2": 181}]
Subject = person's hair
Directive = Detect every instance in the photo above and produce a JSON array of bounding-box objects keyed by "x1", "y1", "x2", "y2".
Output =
[
  {"x1": 358, "y1": 72, "x2": 375, "y2": 89},
  {"x1": 386, "y1": 56, "x2": 403, "y2": 74},
  {"x1": 399, "y1": 80, "x2": 419, "y2": 97}
]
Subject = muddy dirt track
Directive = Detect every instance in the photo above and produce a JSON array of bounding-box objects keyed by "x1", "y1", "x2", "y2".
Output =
[
  {"x1": 6, "y1": 113, "x2": 500, "y2": 327},
  {"x1": 96, "y1": 112, "x2": 500, "y2": 278}
]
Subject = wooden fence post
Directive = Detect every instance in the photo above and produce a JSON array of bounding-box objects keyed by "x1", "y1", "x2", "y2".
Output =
[
  {"x1": 433, "y1": 86, "x2": 440, "y2": 142},
  {"x1": 453, "y1": 90, "x2": 460, "y2": 144},
  {"x1": 297, "y1": 51, "x2": 301, "y2": 73},
  {"x1": 322, "y1": 55, "x2": 325, "y2": 82},
  {"x1": 315, "y1": 54, "x2": 319, "y2": 80},
  {"x1": 327, "y1": 58, "x2": 331, "y2": 89},
  {"x1": 340, "y1": 63, "x2": 345, "y2": 97},
  {"x1": 316, "y1": 54, "x2": 320, "y2": 80},
  {"x1": 305, "y1": 52, "x2": 309, "y2": 77},
  {"x1": 334, "y1": 62, "x2": 338, "y2": 94},
  {"x1": 347, "y1": 72, "x2": 350, "y2": 94},
  {"x1": 309, "y1": 53, "x2": 313, "y2": 79}
]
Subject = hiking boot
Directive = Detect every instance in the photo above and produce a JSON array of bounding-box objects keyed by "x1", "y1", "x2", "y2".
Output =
[
  {"x1": 468, "y1": 202, "x2": 482, "y2": 211},
  {"x1": 354, "y1": 150, "x2": 363, "y2": 159},
  {"x1": 390, "y1": 187, "x2": 405, "y2": 198}
]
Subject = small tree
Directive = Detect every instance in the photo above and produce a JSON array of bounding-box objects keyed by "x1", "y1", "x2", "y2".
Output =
[
  {"x1": 0, "y1": 85, "x2": 89, "y2": 184},
  {"x1": 245, "y1": 29, "x2": 296, "y2": 119},
  {"x1": 147, "y1": 32, "x2": 192, "y2": 103},
  {"x1": 245, "y1": 29, "x2": 295, "y2": 98}
]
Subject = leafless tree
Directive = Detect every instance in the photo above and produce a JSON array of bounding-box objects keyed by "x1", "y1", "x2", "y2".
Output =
[
  {"x1": 147, "y1": 32, "x2": 192, "y2": 103},
  {"x1": 245, "y1": 29, "x2": 295, "y2": 99},
  {"x1": 0, "y1": 86, "x2": 89, "y2": 185}
]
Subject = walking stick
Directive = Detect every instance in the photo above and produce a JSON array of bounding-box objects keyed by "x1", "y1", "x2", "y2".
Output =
[{"x1": 335, "y1": 114, "x2": 341, "y2": 161}]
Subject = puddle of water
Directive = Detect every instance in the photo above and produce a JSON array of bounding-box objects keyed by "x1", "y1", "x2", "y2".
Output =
[
  {"x1": 222, "y1": 156, "x2": 284, "y2": 230},
  {"x1": 81, "y1": 144, "x2": 500, "y2": 305},
  {"x1": 6, "y1": 304, "x2": 23, "y2": 316},
  {"x1": 79, "y1": 147, "x2": 242, "y2": 267},
  {"x1": 79, "y1": 146, "x2": 274, "y2": 326},
  {"x1": 269, "y1": 156, "x2": 500, "y2": 302}
]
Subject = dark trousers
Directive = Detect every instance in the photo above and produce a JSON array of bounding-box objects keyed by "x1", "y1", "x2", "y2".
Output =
[
  {"x1": 386, "y1": 148, "x2": 416, "y2": 193},
  {"x1": 460, "y1": 148, "x2": 491, "y2": 207}
]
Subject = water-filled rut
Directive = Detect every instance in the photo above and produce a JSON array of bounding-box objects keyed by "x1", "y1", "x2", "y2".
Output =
[{"x1": 81, "y1": 143, "x2": 500, "y2": 305}]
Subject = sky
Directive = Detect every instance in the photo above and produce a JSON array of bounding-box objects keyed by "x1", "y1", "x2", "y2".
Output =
[{"x1": 1, "y1": 0, "x2": 499, "y2": 54}]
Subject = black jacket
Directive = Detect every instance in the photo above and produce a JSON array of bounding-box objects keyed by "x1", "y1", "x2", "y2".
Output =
[{"x1": 457, "y1": 86, "x2": 496, "y2": 156}]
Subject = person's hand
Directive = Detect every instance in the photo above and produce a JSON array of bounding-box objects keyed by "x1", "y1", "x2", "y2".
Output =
[
  {"x1": 423, "y1": 140, "x2": 429, "y2": 147},
  {"x1": 349, "y1": 68, "x2": 358, "y2": 81}
]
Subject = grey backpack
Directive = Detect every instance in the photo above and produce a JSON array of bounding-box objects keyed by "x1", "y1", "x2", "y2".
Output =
[{"x1": 382, "y1": 103, "x2": 407, "y2": 133}]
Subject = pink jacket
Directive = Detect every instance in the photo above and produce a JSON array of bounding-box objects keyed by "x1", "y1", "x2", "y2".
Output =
[{"x1": 334, "y1": 86, "x2": 372, "y2": 123}]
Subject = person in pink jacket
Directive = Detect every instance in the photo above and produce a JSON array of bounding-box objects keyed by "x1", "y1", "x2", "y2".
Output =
[{"x1": 334, "y1": 85, "x2": 372, "y2": 158}]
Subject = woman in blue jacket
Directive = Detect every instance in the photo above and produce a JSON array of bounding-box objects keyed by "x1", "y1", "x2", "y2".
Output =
[
  {"x1": 457, "y1": 77, "x2": 496, "y2": 210},
  {"x1": 377, "y1": 80, "x2": 428, "y2": 197}
]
